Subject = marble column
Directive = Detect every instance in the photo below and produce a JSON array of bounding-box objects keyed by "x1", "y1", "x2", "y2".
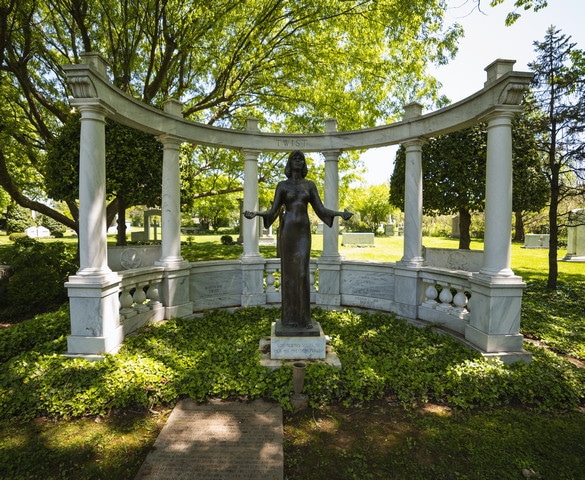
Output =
[
  {"x1": 76, "y1": 101, "x2": 112, "y2": 276},
  {"x1": 321, "y1": 119, "x2": 341, "y2": 261},
  {"x1": 242, "y1": 120, "x2": 261, "y2": 258},
  {"x1": 158, "y1": 134, "x2": 184, "y2": 267},
  {"x1": 155, "y1": 105, "x2": 193, "y2": 319},
  {"x1": 401, "y1": 139, "x2": 424, "y2": 267},
  {"x1": 66, "y1": 99, "x2": 122, "y2": 358},
  {"x1": 465, "y1": 107, "x2": 528, "y2": 362},
  {"x1": 241, "y1": 118, "x2": 265, "y2": 306},
  {"x1": 480, "y1": 109, "x2": 516, "y2": 277},
  {"x1": 317, "y1": 119, "x2": 342, "y2": 306}
]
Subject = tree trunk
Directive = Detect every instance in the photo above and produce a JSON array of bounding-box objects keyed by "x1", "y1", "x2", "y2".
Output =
[
  {"x1": 458, "y1": 208, "x2": 471, "y2": 250},
  {"x1": 116, "y1": 196, "x2": 127, "y2": 246},
  {"x1": 547, "y1": 165, "x2": 560, "y2": 290},
  {"x1": 0, "y1": 150, "x2": 78, "y2": 231},
  {"x1": 513, "y1": 211, "x2": 525, "y2": 243}
]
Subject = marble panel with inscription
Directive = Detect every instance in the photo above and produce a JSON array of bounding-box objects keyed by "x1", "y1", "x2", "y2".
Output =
[
  {"x1": 190, "y1": 261, "x2": 242, "y2": 310},
  {"x1": 340, "y1": 263, "x2": 395, "y2": 300}
]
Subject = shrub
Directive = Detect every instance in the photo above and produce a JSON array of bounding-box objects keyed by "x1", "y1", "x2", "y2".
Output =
[
  {"x1": 5, "y1": 203, "x2": 34, "y2": 235},
  {"x1": 8, "y1": 232, "x2": 27, "y2": 242},
  {"x1": 38, "y1": 214, "x2": 67, "y2": 237},
  {"x1": 0, "y1": 237, "x2": 77, "y2": 317},
  {"x1": 220, "y1": 235, "x2": 234, "y2": 245}
]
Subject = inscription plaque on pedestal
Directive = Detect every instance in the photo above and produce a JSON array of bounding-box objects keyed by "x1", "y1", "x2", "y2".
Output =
[{"x1": 270, "y1": 322, "x2": 326, "y2": 359}]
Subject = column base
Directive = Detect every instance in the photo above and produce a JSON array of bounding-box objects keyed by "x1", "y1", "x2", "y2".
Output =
[
  {"x1": 66, "y1": 330, "x2": 124, "y2": 360},
  {"x1": 464, "y1": 325, "x2": 531, "y2": 364},
  {"x1": 165, "y1": 302, "x2": 193, "y2": 319},
  {"x1": 465, "y1": 324, "x2": 524, "y2": 352}
]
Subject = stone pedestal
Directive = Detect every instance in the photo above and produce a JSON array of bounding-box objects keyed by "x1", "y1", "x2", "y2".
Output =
[
  {"x1": 66, "y1": 272, "x2": 123, "y2": 359},
  {"x1": 270, "y1": 322, "x2": 326, "y2": 359},
  {"x1": 157, "y1": 262, "x2": 193, "y2": 318},
  {"x1": 465, "y1": 273, "x2": 531, "y2": 363}
]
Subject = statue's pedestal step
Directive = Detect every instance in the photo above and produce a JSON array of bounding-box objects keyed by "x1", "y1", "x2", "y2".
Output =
[
  {"x1": 271, "y1": 321, "x2": 326, "y2": 359},
  {"x1": 258, "y1": 322, "x2": 342, "y2": 370}
]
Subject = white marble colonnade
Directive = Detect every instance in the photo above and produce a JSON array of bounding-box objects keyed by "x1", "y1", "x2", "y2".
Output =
[{"x1": 63, "y1": 54, "x2": 533, "y2": 361}]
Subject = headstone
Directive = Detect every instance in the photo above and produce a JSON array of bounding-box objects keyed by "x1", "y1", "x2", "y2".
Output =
[
  {"x1": 563, "y1": 208, "x2": 585, "y2": 262},
  {"x1": 523, "y1": 234, "x2": 550, "y2": 248},
  {"x1": 384, "y1": 224, "x2": 395, "y2": 236},
  {"x1": 25, "y1": 226, "x2": 50, "y2": 238},
  {"x1": 341, "y1": 232, "x2": 375, "y2": 246},
  {"x1": 131, "y1": 209, "x2": 162, "y2": 242}
]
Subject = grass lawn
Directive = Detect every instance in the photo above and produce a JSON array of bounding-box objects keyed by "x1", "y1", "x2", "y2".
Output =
[{"x1": 0, "y1": 233, "x2": 584, "y2": 479}]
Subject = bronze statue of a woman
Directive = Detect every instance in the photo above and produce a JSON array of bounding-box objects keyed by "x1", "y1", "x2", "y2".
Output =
[{"x1": 244, "y1": 150, "x2": 352, "y2": 336}]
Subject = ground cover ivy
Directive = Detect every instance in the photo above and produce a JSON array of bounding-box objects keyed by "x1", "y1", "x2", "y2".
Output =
[
  {"x1": 521, "y1": 280, "x2": 585, "y2": 360},
  {"x1": 1, "y1": 306, "x2": 584, "y2": 421}
]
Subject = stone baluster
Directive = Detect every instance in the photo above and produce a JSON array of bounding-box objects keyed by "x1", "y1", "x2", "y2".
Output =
[
  {"x1": 265, "y1": 264, "x2": 278, "y2": 293},
  {"x1": 147, "y1": 281, "x2": 161, "y2": 306},
  {"x1": 133, "y1": 284, "x2": 149, "y2": 313},
  {"x1": 452, "y1": 285, "x2": 469, "y2": 316},
  {"x1": 310, "y1": 263, "x2": 317, "y2": 293},
  {"x1": 120, "y1": 288, "x2": 136, "y2": 318},
  {"x1": 423, "y1": 280, "x2": 439, "y2": 307},
  {"x1": 437, "y1": 283, "x2": 453, "y2": 312}
]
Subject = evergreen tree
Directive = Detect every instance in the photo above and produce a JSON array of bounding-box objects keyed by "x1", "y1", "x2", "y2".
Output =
[{"x1": 525, "y1": 26, "x2": 585, "y2": 289}]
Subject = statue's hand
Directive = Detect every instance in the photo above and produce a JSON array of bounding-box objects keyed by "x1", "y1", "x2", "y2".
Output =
[
  {"x1": 340, "y1": 209, "x2": 354, "y2": 221},
  {"x1": 243, "y1": 210, "x2": 257, "y2": 219}
]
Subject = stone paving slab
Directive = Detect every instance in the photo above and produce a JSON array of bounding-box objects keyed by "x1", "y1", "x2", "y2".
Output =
[{"x1": 135, "y1": 398, "x2": 283, "y2": 480}]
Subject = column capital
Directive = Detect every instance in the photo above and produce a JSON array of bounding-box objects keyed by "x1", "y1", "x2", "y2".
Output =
[
  {"x1": 241, "y1": 148, "x2": 261, "y2": 160},
  {"x1": 322, "y1": 150, "x2": 341, "y2": 161},
  {"x1": 157, "y1": 133, "x2": 183, "y2": 148},
  {"x1": 71, "y1": 98, "x2": 112, "y2": 119},
  {"x1": 479, "y1": 105, "x2": 520, "y2": 125},
  {"x1": 403, "y1": 138, "x2": 426, "y2": 150}
]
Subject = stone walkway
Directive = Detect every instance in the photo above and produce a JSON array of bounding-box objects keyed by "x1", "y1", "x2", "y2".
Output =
[{"x1": 135, "y1": 398, "x2": 283, "y2": 480}]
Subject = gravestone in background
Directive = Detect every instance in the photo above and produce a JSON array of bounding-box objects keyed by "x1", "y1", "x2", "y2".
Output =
[{"x1": 563, "y1": 208, "x2": 585, "y2": 262}]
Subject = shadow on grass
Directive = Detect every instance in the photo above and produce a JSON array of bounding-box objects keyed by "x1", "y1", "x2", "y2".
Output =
[
  {"x1": 284, "y1": 401, "x2": 585, "y2": 480},
  {"x1": 0, "y1": 410, "x2": 168, "y2": 480}
]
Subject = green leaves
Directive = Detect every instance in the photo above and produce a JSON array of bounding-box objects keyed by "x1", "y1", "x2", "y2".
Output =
[{"x1": 1, "y1": 302, "x2": 584, "y2": 420}]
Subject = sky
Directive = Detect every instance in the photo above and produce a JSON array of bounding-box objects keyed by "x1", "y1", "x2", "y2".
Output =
[{"x1": 361, "y1": 0, "x2": 585, "y2": 185}]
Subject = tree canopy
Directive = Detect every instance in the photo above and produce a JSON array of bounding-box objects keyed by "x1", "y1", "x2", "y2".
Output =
[
  {"x1": 0, "y1": 0, "x2": 463, "y2": 234},
  {"x1": 389, "y1": 118, "x2": 549, "y2": 249},
  {"x1": 390, "y1": 125, "x2": 487, "y2": 249}
]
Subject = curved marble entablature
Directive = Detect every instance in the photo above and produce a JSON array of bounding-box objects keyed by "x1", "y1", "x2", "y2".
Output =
[{"x1": 64, "y1": 54, "x2": 533, "y2": 152}]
